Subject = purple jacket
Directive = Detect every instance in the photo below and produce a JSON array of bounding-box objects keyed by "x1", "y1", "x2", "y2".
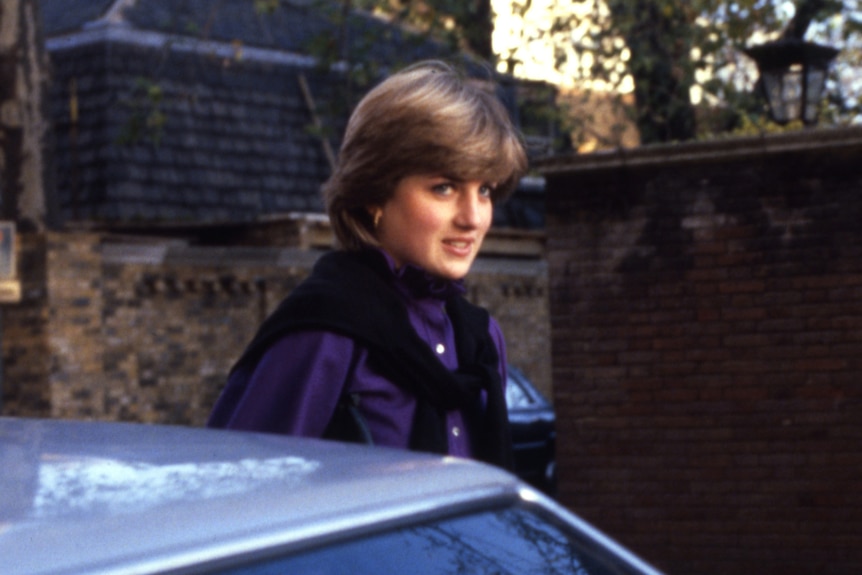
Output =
[{"x1": 208, "y1": 250, "x2": 507, "y2": 458}]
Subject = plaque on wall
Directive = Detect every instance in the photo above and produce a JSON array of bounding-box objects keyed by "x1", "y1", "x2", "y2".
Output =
[{"x1": 0, "y1": 221, "x2": 20, "y2": 303}]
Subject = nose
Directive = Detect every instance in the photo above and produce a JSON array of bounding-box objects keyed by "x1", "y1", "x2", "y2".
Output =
[{"x1": 454, "y1": 183, "x2": 490, "y2": 230}]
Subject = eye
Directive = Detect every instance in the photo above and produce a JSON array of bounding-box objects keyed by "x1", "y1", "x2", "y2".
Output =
[
  {"x1": 431, "y1": 182, "x2": 454, "y2": 196},
  {"x1": 479, "y1": 184, "x2": 494, "y2": 199}
]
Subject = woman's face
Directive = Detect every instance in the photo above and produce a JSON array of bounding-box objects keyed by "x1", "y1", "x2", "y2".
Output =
[{"x1": 374, "y1": 174, "x2": 494, "y2": 280}]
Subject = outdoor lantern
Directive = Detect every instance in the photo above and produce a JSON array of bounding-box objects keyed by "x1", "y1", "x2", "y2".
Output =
[{"x1": 744, "y1": 37, "x2": 839, "y2": 125}]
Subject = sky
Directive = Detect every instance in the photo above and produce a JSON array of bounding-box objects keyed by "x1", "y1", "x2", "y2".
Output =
[
  {"x1": 491, "y1": 0, "x2": 588, "y2": 88},
  {"x1": 491, "y1": 0, "x2": 859, "y2": 115},
  {"x1": 490, "y1": 1, "x2": 802, "y2": 88}
]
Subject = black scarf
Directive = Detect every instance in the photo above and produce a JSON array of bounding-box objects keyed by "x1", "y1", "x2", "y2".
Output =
[{"x1": 229, "y1": 249, "x2": 513, "y2": 470}]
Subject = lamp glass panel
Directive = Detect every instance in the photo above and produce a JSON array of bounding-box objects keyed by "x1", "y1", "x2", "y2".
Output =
[
  {"x1": 762, "y1": 68, "x2": 802, "y2": 124},
  {"x1": 804, "y1": 67, "x2": 827, "y2": 123}
]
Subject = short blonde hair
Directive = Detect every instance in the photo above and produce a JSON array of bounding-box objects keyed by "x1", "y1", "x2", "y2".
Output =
[{"x1": 323, "y1": 60, "x2": 528, "y2": 250}]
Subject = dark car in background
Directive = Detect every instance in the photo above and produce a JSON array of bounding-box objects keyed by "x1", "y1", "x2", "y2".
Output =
[{"x1": 506, "y1": 364, "x2": 557, "y2": 496}]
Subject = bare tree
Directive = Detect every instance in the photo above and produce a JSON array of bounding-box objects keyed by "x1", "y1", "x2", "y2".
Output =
[{"x1": 0, "y1": 0, "x2": 57, "y2": 231}]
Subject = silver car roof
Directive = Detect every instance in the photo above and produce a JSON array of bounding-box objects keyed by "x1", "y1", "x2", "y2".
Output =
[
  {"x1": 0, "y1": 417, "x2": 525, "y2": 575},
  {"x1": 2, "y1": 418, "x2": 665, "y2": 575}
]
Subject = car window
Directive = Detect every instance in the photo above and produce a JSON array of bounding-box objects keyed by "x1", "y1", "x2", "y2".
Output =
[
  {"x1": 506, "y1": 375, "x2": 535, "y2": 409},
  {"x1": 213, "y1": 507, "x2": 632, "y2": 575}
]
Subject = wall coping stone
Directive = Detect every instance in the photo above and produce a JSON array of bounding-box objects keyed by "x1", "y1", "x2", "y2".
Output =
[
  {"x1": 101, "y1": 243, "x2": 326, "y2": 268},
  {"x1": 535, "y1": 125, "x2": 862, "y2": 175},
  {"x1": 101, "y1": 241, "x2": 546, "y2": 276}
]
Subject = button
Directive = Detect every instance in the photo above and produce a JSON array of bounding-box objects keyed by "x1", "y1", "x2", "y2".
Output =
[
  {"x1": 435, "y1": 343, "x2": 445, "y2": 354},
  {"x1": 452, "y1": 426, "x2": 461, "y2": 437}
]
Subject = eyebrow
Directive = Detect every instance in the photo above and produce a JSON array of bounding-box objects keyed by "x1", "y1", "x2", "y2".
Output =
[{"x1": 423, "y1": 173, "x2": 498, "y2": 189}]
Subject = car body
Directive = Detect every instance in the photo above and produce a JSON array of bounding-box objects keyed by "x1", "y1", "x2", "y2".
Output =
[
  {"x1": 506, "y1": 364, "x2": 557, "y2": 495},
  {"x1": 0, "y1": 417, "x2": 663, "y2": 575}
]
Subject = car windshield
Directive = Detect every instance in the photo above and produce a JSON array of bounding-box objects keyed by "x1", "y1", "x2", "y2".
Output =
[
  {"x1": 506, "y1": 374, "x2": 537, "y2": 409},
  {"x1": 506, "y1": 376, "x2": 533, "y2": 409},
  {"x1": 213, "y1": 506, "x2": 631, "y2": 575}
]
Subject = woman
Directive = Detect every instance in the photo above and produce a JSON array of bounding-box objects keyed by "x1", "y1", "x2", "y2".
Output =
[{"x1": 208, "y1": 60, "x2": 528, "y2": 469}]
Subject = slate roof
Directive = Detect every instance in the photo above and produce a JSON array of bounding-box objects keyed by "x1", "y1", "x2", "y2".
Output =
[
  {"x1": 41, "y1": 0, "x2": 118, "y2": 35},
  {"x1": 40, "y1": 0, "x2": 544, "y2": 230}
]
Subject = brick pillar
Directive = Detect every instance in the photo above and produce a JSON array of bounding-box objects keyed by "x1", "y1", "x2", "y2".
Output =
[
  {"x1": 540, "y1": 127, "x2": 862, "y2": 575},
  {"x1": 45, "y1": 232, "x2": 105, "y2": 418}
]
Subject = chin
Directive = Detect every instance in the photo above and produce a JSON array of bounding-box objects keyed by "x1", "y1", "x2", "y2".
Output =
[
  {"x1": 438, "y1": 268, "x2": 470, "y2": 281},
  {"x1": 430, "y1": 257, "x2": 475, "y2": 281}
]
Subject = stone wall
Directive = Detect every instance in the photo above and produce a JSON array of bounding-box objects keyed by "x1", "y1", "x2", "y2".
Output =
[
  {"x1": 539, "y1": 126, "x2": 862, "y2": 575},
  {"x1": 1, "y1": 234, "x2": 51, "y2": 415},
  {"x1": 1, "y1": 231, "x2": 550, "y2": 424}
]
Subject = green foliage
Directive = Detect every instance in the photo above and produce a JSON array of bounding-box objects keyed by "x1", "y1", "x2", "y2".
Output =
[
  {"x1": 116, "y1": 77, "x2": 167, "y2": 146},
  {"x1": 302, "y1": 1, "x2": 576, "y2": 157},
  {"x1": 302, "y1": 0, "x2": 478, "y2": 136},
  {"x1": 732, "y1": 113, "x2": 807, "y2": 136},
  {"x1": 352, "y1": 0, "x2": 494, "y2": 58},
  {"x1": 548, "y1": 0, "x2": 861, "y2": 145},
  {"x1": 517, "y1": 81, "x2": 574, "y2": 153},
  {"x1": 253, "y1": 0, "x2": 281, "y2": 14}
]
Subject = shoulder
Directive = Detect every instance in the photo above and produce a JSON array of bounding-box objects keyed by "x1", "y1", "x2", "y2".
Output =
[
  {"x1": 246, "y1": 329, "x2": 362, "y2": 385},
  {"x1": 283, "y1": 249, "x2": 404, "y2": 329},
  {"x1": 261, "y1": 329, "x2": 358, "y2": 358},
  {"x1": 487, "y1": 315, "x2": 507, "y2": 369},
  {"x1": 487, "y1": 315, "x2": 505, "y2": 348}
]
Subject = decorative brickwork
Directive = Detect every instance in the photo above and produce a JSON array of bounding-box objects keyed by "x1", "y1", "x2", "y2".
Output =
[
  {"x1": 540, "y1": 127, "x2": 862, "y2": 575},
  {"x1": 1, "y1": 232, "x2": 551, "y2": 424}
]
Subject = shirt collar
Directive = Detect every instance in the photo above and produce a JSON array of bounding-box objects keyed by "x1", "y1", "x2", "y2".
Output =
[{"x1": 372, "y1": 248, "x2": 467, "y2": 300}]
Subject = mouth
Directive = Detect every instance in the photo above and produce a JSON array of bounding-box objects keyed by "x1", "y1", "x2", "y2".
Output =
[{"x1": 442, "y1": 239, "x2": 475, "y2": 257}]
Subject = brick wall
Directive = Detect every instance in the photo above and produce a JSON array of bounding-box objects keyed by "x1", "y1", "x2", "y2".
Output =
[
  {"x1": 540, "y1": 127, "x2": 862, "y2": 575},
  {"x1": 1, "y1": 231, "x2": 551, "y2": 424},
  {"x1": 1, "y1": 234, "x2": 51, "y2": 415}
]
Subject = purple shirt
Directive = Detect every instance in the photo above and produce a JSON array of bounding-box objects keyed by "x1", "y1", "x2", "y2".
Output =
[{"x1": 211, "y1": 251, "x2": 508, "y2": 458}]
